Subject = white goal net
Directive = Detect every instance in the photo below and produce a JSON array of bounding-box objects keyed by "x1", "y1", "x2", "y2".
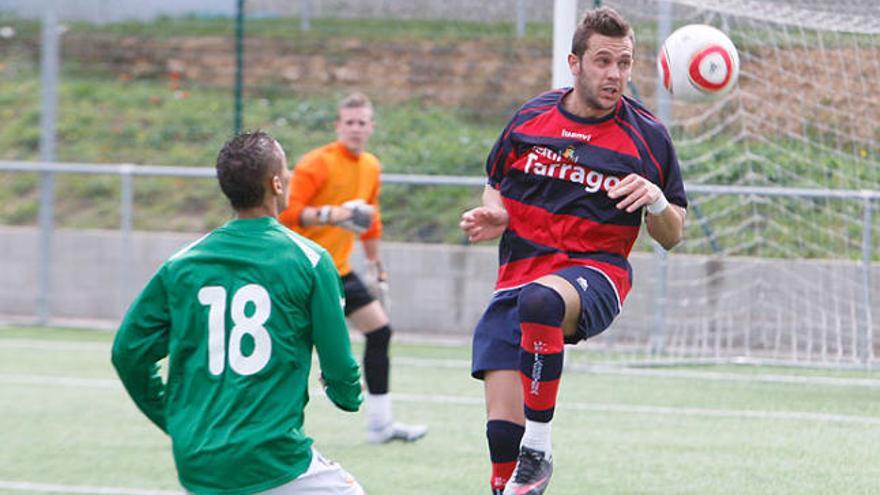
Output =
[{"x1": 593, "y1": 0, "x2": 879, "y2": 366}]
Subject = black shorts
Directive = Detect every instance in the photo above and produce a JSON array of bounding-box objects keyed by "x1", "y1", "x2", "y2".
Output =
[
  {"x1": 341, "y1": 272, "x2": 375, "y2": 316},
  {"x1": 471, "y1": 266, "x2": 620, "y2": 379}
]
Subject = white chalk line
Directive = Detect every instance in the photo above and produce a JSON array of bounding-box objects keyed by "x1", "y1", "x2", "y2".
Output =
[
  {"x1": 3, "y1": 373, "x2": 879, "y2": 427},
  {"x1": 4, "y1": 338, "x2": 880, "y2": 389},
  {"x1": 0, "y1": 480, "x2": 180, "y2": 495}
]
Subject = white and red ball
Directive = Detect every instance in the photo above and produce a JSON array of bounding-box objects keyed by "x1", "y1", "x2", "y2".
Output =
[{"x1": 657, "y1": 24, "x2": 740, "y2": 103}]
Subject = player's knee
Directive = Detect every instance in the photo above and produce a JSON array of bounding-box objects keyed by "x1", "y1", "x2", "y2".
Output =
[{"x1": 517, "y1": 283, "x2": 565, "y2": 326}]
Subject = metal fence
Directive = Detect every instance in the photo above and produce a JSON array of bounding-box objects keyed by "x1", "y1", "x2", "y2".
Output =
[{"x1": 1, "y1": 160, "x2": 877, "y2": 366}]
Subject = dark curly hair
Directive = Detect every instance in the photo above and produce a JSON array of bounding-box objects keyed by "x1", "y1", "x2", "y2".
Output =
[
  {"x1": 571, "y1": 6, "x2": 635, "y2": 58},
  {"x1": 215, "y1": 130, "x2": 283, "y2": 210}
]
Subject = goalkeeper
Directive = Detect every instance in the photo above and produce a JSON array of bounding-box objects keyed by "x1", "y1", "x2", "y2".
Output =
[{"x1": 279, "y1": 92, "x2": 428, "y2": 444}]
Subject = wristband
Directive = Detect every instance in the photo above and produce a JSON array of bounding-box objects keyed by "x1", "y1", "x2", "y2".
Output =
[
  {"x1": 318, "y1": 205, "x2": 332, "y2": 224},
  {"x1": 647, "y1": 195, "x2": 669, "y2": 215}
]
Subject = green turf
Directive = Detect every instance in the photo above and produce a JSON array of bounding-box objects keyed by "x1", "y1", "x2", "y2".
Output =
[{"x1": 2, "y1": 325, "x2": 879, "y2": 494}]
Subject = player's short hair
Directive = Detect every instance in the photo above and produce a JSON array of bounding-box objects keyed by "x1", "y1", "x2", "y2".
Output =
[
  {"x1": 571, "y1": 6, "x2": 635, "y2": 58},
  {"x1": 337, "y1": 92, "x2": 373, "y2": 117},
  {"x1": 215, "y1": 130, "x2": 283, "y2": 210}
]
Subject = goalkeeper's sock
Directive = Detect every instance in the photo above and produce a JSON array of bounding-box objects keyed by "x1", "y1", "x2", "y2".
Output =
[
  {"x1": 516, "y1": 283, "x2": 565, "y2": 454},
  {"x1": 364, "y1": 327, "x2": 395, "y2": 431},
  {"x1": 363, "y1": 325, "x2": 391, "y2": 395},
  {"x1": 487, "y1": 419, "x2": 524, "y2": 492},
  {"x1": 366, "y1": 393, "x2": 392, "y2": 431}
]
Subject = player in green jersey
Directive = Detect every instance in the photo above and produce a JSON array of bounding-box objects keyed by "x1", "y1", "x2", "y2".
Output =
[{"x1": 112, "y1": 130, "x2": 365, "y2": 495}]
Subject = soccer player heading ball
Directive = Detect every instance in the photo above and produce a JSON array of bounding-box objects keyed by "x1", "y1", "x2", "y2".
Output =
[
  {"x1": 113, "y1": 131, "x2": 366, "y2": 494},
  {"x1": 460, "y1": 6, "x2": 688, "y2": 495}
]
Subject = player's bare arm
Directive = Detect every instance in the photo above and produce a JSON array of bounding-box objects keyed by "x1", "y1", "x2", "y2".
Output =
[
  {"x1": 608, "y1": 173, "x2": 685, "y2": 249},
  {"x1": 460, "y1": 185, "x2": 509, "y2": 243}
]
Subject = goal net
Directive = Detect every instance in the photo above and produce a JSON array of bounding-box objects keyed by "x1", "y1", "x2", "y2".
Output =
[{"x1": 590, "y1": 0, "x2": 880, "y2": 366}]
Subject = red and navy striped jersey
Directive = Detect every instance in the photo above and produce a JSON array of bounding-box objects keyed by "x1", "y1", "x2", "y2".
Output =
[{"x1": 486, "y1": 88, "x2": 687, "y2": 305}]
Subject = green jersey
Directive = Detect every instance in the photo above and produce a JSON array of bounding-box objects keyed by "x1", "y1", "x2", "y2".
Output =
[{"x1": 112, "y1": 217, "x2": 362, "y2": 495}]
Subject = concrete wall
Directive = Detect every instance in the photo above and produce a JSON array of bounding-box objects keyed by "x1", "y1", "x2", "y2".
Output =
[
  {"x1": 0, "y1": 226, "x2": 501, "y2": 334},
  {"x1": 2, "y1": 226, "x2": 878, "y2": 360}
]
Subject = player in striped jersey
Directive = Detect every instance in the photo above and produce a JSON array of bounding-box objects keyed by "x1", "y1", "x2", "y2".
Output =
[
  {"x1": 112, "y1": 131, "x2": 365, "y2": 495},
  {"x1": 461, "y1": 7, "x2": 688, "y2": 495}
]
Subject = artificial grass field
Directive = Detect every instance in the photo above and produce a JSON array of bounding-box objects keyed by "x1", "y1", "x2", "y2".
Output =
[{"x1": 1, "y1": 325, "x2": 879, "y2": 495}]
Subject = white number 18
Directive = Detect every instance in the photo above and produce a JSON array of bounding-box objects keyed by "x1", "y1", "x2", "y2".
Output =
[{"x1": 198, "y1": 284, "x2": 272, "y2": 376}]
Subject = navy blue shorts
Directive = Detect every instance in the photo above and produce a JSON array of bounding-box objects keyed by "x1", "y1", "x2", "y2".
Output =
[
  {"x1": 471, "y1": 266, "x2": 620, "y2": 379},
  {"x1": 341, "y1": 272, "x2": 375, "y2": 316}
]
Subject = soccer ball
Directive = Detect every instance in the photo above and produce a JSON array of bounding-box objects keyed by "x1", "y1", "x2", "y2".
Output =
[{"x1": 657, "y1": 24, "x2": 740, "y2": 103}]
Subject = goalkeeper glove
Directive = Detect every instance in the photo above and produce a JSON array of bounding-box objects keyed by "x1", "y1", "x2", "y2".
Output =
[
  {"x1": 337, "y1": 199, "x2": 375, "y2": 233},
  {"x1": 365, "y1": 260, "x2": 390, "y2": 311}
]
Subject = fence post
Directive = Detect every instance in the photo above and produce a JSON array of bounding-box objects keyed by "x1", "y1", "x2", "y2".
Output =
[
  {"x1": 859, "y1": 194, "x2": 874, "y2": 363},
  {"x1": 37, "y1": 172, "x2": 54, "y2": 325},
  {"x1": 300, "y1": 0, "x2": 312, "y2": 32},
  {"x1": 37, "y1": 5, "x2": 60, "y2": 325},
  {"x1": 120, "y1": 165, "x2": 134, "y2": 317},
  {"x1": 515, "y1": 0, "x2": 526, "y2": 38},
  {"x1": 234, "y1": 0, "x2": 245, "y2": 133}
]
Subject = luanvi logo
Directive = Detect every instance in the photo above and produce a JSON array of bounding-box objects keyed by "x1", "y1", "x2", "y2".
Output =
[{"x1": 561, "y1": 129, "x2": 592, "y2": 142}]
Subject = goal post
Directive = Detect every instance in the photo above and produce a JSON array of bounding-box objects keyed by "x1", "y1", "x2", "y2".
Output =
[{"x1": 552, "y1": 0, "x2": 576, "y2": 89}]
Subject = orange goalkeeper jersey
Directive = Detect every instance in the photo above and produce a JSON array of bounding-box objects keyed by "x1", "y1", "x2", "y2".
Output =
[{"x1": 279, "y1": 141, "x2": 383, "y2": 277}]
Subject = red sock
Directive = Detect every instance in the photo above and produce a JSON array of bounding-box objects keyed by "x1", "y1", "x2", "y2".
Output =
[
  {"x1": 486, "y1": 419, "x2": 524, "y2": 491},
  {"x1": 517, "y1": 284, "x2": 565, "y2": 423},
  {"x1": 491, "y1": 461, "x2": 516, "y2": 491}
]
